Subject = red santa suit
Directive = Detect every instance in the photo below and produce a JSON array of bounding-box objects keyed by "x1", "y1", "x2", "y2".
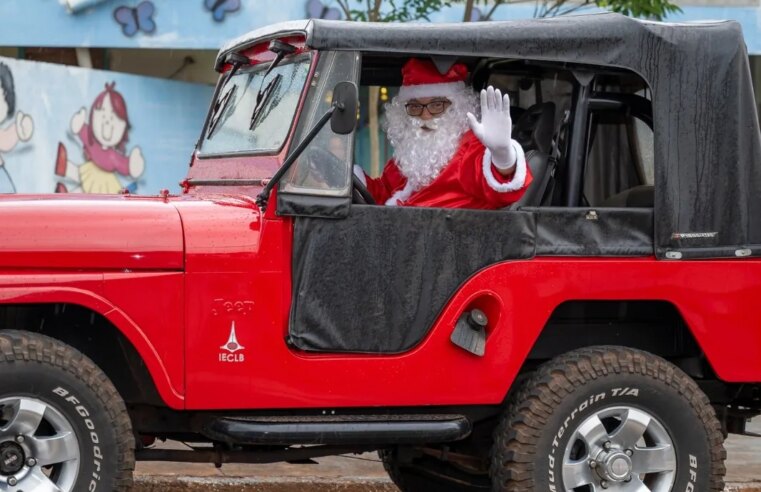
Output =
[
  {"x1": 362, "y1": 58, "x2": 531, "y2": 209},
  {"x1": 366, "y1": 130, "x2": 531, "y2": 209}
]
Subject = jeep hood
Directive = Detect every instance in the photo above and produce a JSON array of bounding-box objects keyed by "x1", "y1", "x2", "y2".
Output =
[{"x1": 0, "y1": 195, "x2": 183, "y2": 270}]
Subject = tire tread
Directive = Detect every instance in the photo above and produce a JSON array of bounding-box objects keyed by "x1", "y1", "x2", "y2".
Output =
[
  {"x1": 0, "y1": 329, "x2": 135, "y2": 491},
  {"x1": 490, "y1": 346, "x2": 726, "y2": 492}
]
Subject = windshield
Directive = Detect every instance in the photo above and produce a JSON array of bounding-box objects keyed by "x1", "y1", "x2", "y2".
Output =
[{"x1": 199, "y1": 54, "x2": 311, "y2": 157}]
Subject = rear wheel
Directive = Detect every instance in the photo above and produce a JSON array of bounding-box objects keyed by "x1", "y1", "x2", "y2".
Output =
[
  {"x1": 491, "y1": 346, "x2": 726, "y2": 492},
  {"x1": 0, "y1": 330, "x2": 134, "y2": 491}
]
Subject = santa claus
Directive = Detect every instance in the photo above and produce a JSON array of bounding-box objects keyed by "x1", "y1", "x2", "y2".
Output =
[{"x1": 354, "y1": 58, "x2": 531, "y2": 209}]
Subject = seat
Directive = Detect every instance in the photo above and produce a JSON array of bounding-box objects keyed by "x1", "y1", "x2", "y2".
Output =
[
  {"x1": 599, "y1": 185, "x2": 654, "y2": 207},
  {"x1": 506, "y1": 102, "x2": 556, "y2": 209},
  {"x1": 512, "y1": 102, "x2": 555, "y2": 155}
]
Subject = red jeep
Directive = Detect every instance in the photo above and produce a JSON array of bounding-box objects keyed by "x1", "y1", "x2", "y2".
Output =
[{"x1": 0, "y1": 13, "x2": 757, "y2": 492}]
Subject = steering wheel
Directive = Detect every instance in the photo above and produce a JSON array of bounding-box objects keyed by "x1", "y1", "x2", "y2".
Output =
[
  {"x1": 352, "y1": 173, "x2": 376, "y2": 205},
  {"x1": 304, "y1": 147, "x2": 376, "y2": 205}
]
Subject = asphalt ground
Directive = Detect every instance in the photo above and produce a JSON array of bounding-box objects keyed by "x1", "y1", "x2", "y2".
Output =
[{"x1": 133, "y1": 420, "x2": 761, "y2": 491}]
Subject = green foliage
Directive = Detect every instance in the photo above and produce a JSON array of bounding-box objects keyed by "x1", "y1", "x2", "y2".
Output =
[
  {"x1": 337, "y1": 0, "x2": 451, "y2": 22},
  {"x1": 595, "y1": 0, "x2": 681, "y2": 19},
  {"x1": 456, "y1": 0, "x2": 681, "y2": 22}
]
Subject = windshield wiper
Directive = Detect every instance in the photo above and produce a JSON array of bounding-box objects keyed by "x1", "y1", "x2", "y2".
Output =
[
  {"x1": 220, "y1": 51, "x2": 250, "y2": 90},
  {"x1": 250, "y1": 74, "x2": 282, "y2": 131},
  {"x1": 247, "y1": 40, "x2": 296, "y2": 132},
  {"x1": 206, "y1": 51, "x2": 249, "y2": 140},
  {"x1": 262, "y1": 39, "x2": 297, "y2": 80},
  {"x1": 206, "y1": 85, "x2": 237, "y2": 139}
]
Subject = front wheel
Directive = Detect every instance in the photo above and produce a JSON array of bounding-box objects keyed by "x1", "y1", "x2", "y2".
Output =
[
  {"x1": 491, "y1": 346, "x2": 726, "y2": 492},
  {"x1": 0, "y1": 330, "x2": 135, "y2": 491}
]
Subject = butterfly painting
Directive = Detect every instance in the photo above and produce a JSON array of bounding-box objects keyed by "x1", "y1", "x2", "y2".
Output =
[
  {"x1": 306, "y1": 0, "x2": 342, "y2": 20},
  {"x1": 204, "y1": 0, "x2": 241, "y2": 22},
  {"x1": 113, "y1": 1, "x2": 157, "y2": 37}
]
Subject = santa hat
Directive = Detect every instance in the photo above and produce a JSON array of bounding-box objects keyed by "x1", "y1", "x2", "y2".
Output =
[{"x1": 397, "y1": 58, "x2": 468, "y2": 101}]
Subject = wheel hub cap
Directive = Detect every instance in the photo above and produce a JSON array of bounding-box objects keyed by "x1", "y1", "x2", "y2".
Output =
[
  {"x1": 0, "y1": 396, "x2": 81, "y2": 491},
  {"x1": 562, "y1": 406, "x2": 677, "y2": 492},
  {"x1": 598, "y1": 451, "x2": 632, "y2": 482},
  {"x1": 0, "y1": 442, "x2": 25, "y2": 475}
]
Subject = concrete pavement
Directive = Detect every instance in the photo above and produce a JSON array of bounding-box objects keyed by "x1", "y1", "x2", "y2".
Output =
[{"x1": 133, "y1": 420, "x2": 761, "y2": 491}]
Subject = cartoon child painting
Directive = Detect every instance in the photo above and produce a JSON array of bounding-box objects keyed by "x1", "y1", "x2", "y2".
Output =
[
  {"x1": 0, "y1": 63, "x2": 34, "y2": 193},
  {"x1": 55, "y1": 82, "x2": 144, "y2": 193}
]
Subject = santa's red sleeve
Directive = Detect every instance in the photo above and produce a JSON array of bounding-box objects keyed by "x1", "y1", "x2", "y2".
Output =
[
  {"x1": 363, "y1": 160, "x2": 406, "y2": 205},
  {"x1": 458, "y1": 133, "x2": 533, "y2": 208}
]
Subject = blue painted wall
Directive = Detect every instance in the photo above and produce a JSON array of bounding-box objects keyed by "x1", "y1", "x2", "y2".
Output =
[
  {"x1": 1, "y1": 0, "x2": 760, "y2": 53},
  {"x1": 0, "y1": 57, "x2": 212, "y2": 194}
]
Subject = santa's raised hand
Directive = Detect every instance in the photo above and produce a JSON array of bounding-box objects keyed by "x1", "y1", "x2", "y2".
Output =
[{"x1": 467, "y1": 86, "x2": 517, "y2": 173}]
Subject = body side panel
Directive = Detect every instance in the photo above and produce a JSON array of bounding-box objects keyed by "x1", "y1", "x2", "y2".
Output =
[{"x1": 181, "y1": 219, "x2": 761, "y2": 409}]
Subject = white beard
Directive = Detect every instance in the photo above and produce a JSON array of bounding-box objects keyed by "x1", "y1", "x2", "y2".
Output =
[{"x1": 383, "y1": 88, "x2": 478, "y2": 190}]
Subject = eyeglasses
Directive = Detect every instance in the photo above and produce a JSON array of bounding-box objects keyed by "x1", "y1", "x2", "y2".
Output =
[{"x1": 405, "y1": 100, "x2": 451, "y2": 117}]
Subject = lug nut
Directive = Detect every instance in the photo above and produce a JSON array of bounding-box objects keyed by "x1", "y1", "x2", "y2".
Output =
[
  {"x1": 7, "y1": 477, "x2": 17, "y2": 486},
  {"x1": 589, "y1": 460, "x2": 598, "y2": 468},
  {"x1": 625, "y1": 449, "x2": 633, "y2": 456},
  {"x1": 603, "y1": 441, "x2": 612, "y2": 450},
  {"x1": 601, "y1": 480, "x2": 609, "y2": 489},
  {"x1": 27, "y1": 457, "x2": 36, "y2": 467},
  {"x1": 14, "y1": 435, "x2": 24, "y2": 444}
]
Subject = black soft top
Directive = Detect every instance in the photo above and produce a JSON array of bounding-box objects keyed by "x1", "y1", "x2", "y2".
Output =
[{"x1": 221, "y1": 14, "x2": 761, "y2": 259}]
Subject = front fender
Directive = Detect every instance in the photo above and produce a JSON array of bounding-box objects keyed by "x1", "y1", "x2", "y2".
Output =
[{"x1": 0, "y1": 282, "x2": 184, "y2": 409}]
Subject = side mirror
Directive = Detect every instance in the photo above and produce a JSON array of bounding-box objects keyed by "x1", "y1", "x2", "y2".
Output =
[{"x1": 330, "y1": 81, "x2": 358, "y2": 135}]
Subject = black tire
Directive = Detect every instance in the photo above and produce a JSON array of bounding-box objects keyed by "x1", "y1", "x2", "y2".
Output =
[
  {"x1": 380, "y1": 447, "x2": 490, "y2": 491},
  {"x1": 0, "y1": 330, "x2": 134, "y2": 491},
  {"x1": 491, "y1": 346, "x2": 726, "y2": 492}
]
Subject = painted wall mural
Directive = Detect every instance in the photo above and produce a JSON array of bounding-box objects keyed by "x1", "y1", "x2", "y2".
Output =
[
  {"x1": 204, "y1": 0, "x2": 242, "y2": 22},
  {"x1": 113, "y1": 1, "x2": 157, "y2": 37},
  {"x1": 0, "y1": 63, "x2": 35, "y2": 193},
  {"x1": 0, "y1": 57, "x2": 213, "y2": 195}
]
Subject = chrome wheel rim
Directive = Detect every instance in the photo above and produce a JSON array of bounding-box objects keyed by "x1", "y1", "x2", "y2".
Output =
[
  {"x1": 0, "y1": 397, "x2": 80, "y2": 492},
  {"x1": 562, "y1": 406, "x2": 676, "y2": 492}
]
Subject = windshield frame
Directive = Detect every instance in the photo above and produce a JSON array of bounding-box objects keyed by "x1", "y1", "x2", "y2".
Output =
[{"x1": 195, "y1": 51, "x2": 315, "y2": 160}]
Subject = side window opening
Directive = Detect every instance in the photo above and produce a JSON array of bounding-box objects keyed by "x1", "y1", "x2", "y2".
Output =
[
  {"x1": 582, "y1": 78, "x2": 654, "y2": 208},
  {"x1": 351, "y1": 56, "x2": 653, "y2": 210},
  {"x1": 583, "y1": 113, "x2": 644, "y2": 206},
  {"x1": 280, "y1": 51, "x2": 360, "y2": 197}
]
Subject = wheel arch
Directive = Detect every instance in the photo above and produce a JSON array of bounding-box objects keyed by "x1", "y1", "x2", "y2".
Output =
[
  {"x1": 0, "y1": 289, "x2": 180, "y2": 409},
  {"x1": 514, "y1": 299, "x2": 730, "y2": 403}
]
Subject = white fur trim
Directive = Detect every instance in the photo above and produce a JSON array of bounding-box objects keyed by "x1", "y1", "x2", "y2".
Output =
[
  {"x1": 385, "y1": 181, "x2": 416, "y2": 206},
  {"x1": 398, "y1": 81, "x2": 466, "y2": 101},
  {"x1": 352, "y1": 164, "x2": 367, "y2": 186},
  {"x1": 482, "y1": 140, "x2": 527, "y2": 193}
]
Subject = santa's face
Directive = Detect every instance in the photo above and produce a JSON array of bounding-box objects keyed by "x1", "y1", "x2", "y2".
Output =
[
  {"x1": 404, "y1": 97, "x2": 452, "y2": 129},
  {"x1": 384, "y1": 87, "x2": 478, "y2": 189},
  {"x1": 92, "y1": 94, "x2": 127, "y2": 149}
]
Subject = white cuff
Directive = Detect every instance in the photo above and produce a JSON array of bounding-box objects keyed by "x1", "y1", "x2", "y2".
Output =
[
  {"x1": 385, "y1": 181, "x2": 415, "y2": 206},
  {"x1": 482, "y1": 140, "x2": 527, "y2": 193},
  {"x1": 353, "y1": 164, "x2": 367, "y2": 186}
]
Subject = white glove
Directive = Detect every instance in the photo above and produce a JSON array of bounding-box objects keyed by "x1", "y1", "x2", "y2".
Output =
[
  {"x1": 70, "y1": 108, "x2": 87, "y2": 135},
  {"x1": 129, "y1": 147, "x2": 145, "y2": 178},
  {"x1": 467, "y1": 86, "x2": 516, "y2": 171},
  {"x1": 15, "y1": 112, "x2": 33, "y2": 142}
]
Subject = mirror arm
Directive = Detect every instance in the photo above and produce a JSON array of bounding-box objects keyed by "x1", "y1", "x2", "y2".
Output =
[{"x1": 255, "y1": 103, "x2": 338, "y2": 211}]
